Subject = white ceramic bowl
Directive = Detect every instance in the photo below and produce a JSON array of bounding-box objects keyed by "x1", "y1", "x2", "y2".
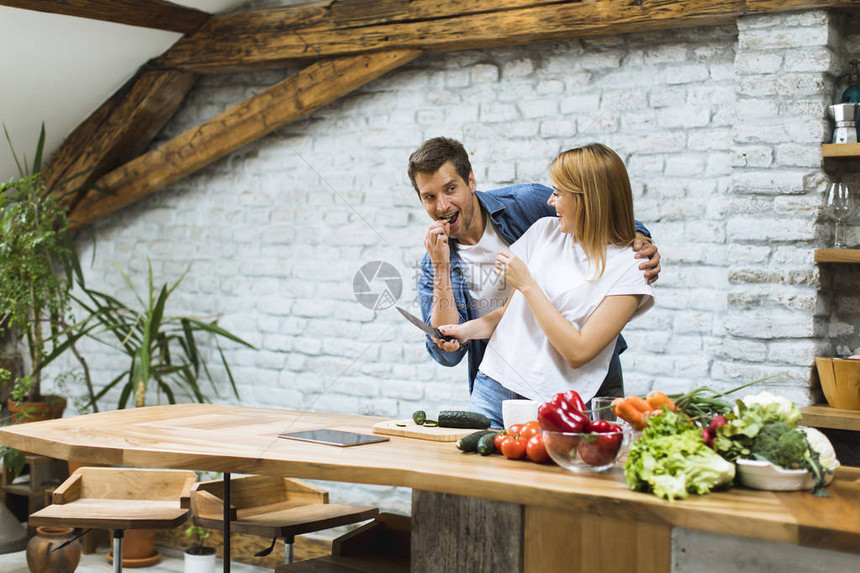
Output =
[{"x1": 735, "y1": 459, "x2": 838, "y2": 491}]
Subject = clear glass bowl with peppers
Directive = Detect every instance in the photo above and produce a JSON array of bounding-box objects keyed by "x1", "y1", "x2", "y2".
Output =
[{"x1": 539, "y1": 391, "x2": 633, "y2": 473}]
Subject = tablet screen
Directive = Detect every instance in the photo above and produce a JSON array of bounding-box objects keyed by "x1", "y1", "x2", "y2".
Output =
[{"x1": 278, "y1": 429, "x2": 389, "y2": 447}]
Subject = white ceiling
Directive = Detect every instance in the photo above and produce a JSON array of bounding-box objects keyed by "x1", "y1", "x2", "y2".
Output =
[{"x1": 0, "y1": 0, "x2": 245, "y2": 183}]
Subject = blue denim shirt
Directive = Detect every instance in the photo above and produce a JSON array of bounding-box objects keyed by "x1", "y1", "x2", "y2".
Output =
[{"x1": 418, "y1": 183, "x2": 650, "y2": 393}]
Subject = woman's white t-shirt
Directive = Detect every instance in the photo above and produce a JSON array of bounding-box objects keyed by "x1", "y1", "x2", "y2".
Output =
[
  {"x1": 478, "y1": 217, "x2": 654, "y2": 404},
  {"x1": 457, "y1": 218, "x2": 512, "y2": 318}
]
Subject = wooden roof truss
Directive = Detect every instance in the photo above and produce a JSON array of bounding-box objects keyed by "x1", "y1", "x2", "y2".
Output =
[{"x1": 2, "y1": 0, "x2": 857, "y2": 227}]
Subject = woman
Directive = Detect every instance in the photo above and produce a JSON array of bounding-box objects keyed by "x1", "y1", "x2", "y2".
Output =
[{"x1": 439, "y1": 143, "x2": 654, "y2": 428}]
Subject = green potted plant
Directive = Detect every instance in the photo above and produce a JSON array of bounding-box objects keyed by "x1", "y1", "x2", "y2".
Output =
[
  {"x1": 77, "y1": 260, "x2": 254, "y2": 410},
  {"x1": 0, "y1": 124, "x2": 80, "y2": 422},
  {"x1": 184, "y1": 525, "x2": 216, "y2": 573}
]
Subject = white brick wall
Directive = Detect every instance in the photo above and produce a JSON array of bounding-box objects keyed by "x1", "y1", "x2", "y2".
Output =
[{"x1": 40, "y1": 9, "x2": 860, "y2": 561}]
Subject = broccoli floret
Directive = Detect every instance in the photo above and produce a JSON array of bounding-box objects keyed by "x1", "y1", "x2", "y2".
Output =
[
  {"x1": 751, "y1": 421, "x2": 808, "y2": 469},
  {"x1": 751, "y1": 421, "x2": 830, "y2": 497}
]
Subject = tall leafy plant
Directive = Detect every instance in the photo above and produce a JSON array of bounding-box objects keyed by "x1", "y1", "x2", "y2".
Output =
[
  {"x1": 77, "y1": 261, "x2": 254, "y2": 409},
  {"x1": 0, "y1": 124, "x2": 81, "y2": 403}
]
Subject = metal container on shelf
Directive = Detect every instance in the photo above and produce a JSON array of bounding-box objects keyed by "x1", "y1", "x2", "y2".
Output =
[{"x1": 829, "y1": 103, "x2": 858, "y2": 144}]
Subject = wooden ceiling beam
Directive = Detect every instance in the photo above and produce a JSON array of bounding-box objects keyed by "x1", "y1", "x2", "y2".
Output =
[
  {"x1": 183, "y1": 0, "x2": 579, "y2": 35},
  {"x1": 155, "y1": 0, "x2": 859, "y2": 72},
  {"x1": 0, "y1": 0, "x2": 210, "y2": 34},
  {"x1": 68, "y1": 49, "x2": 421, "y2": 228},
  {"x1": 41, "y1": 69, "x2": 196, "y2": 212},
  {"x1": 157, "y1": 0, "x2": 571, "y2": 72}
]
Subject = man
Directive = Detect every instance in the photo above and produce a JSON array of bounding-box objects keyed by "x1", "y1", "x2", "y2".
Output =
[{"x1": 408, "y1": 137, "x2": 660, "y2": 400}]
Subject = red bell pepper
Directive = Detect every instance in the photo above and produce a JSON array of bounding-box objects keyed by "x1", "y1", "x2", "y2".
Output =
[
  {"x1": 538, "y1": 402, "x2": 589, "y2": 433},
  {"x1": 550, "y1": 390, "x2": 585, "y2": 414}
]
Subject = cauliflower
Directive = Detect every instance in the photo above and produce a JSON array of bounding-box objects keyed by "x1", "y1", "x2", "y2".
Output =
[
  {"x1": 801, "y1": 427, "x2": 839, "y2": 471},
  {"x1": 739, "y1": 391, "x2": 801, "y2": 425}
]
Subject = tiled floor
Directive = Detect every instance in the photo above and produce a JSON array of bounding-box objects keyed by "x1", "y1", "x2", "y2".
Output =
[{"x1": 0, "y1": 546, "x2": 271, "y2": 573}]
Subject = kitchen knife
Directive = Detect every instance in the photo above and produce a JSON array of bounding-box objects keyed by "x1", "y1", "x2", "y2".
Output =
[{"x1": 396, "y1": 306, "x2": 455, "y2": 341}]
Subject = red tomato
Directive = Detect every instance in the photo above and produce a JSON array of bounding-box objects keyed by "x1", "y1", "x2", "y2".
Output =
[
  {"x1": 507, "y1": 423, "x2": 524, "y2": 437},
  {"x1": 526, "y1": 434, "x2": 550, "y2": 464},
  {"x1": 589, "y1": 419, "x2": 612, "y2": 433},
  {"x1": 493, "y1": 431, "x2": 508, "y2": 453},
  {"x1": 500, "y1": 436, "x2": 527, "y2": 460},
  {"x1": 577, "y1": 432, "x2": 622, "y2": 467},
  {"x1": 520, "y1": 420, "x2": 541, "y2": 440}
]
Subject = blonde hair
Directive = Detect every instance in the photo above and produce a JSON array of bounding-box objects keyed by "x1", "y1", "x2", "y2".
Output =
[{"x1": 548, "y1": 143, "x2": 636, "y2": 278}]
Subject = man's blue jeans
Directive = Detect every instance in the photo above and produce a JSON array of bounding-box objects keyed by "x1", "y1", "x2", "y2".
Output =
[{"x1": 468, "y1": 371, "x2": 528, "y2": 429}]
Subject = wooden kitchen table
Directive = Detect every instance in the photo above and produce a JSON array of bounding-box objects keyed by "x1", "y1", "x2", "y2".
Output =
[{"x1": 0, "y1": 404, "x2": 858, "y2": 573}]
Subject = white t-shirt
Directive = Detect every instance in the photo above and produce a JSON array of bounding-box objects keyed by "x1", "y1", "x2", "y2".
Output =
[
  {"x1": 479, "y1": 217, "x2": 654, "y2": 404},
  {"x1": 457, "y1": 218, "x2": 512, "y2": 318}
]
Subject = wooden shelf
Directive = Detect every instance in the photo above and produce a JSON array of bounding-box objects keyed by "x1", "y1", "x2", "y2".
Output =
[
  {"x1": 822, "y1": 143, "x2": 860, "y2": 158},
  {"x1": 815, "y1": 249, "x2": 860, "y2": 263},
  {"x1": 801, "y1": 405, "x2": 860, "y2": 432}
]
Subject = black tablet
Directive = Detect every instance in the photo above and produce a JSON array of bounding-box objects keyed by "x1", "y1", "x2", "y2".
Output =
[{"x1": 278, "y1": 429, "x2": 389, "y2": 447}]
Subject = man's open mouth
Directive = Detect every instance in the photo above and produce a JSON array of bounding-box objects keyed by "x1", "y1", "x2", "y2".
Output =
[{"x1": 442, "y1": 213, "x2": 459, "y2": 225}]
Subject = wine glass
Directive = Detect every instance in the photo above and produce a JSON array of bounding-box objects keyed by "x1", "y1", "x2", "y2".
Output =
[{"x1": 824, "y1": 183, "x2": 855, "y2": 248}]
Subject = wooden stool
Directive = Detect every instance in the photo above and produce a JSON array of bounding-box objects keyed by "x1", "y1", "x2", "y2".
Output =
[
  {"x1": 29, "y1": 467, "x2": 196, "y2": 573},
  {"x1": 191, "y1": 475, "x2": 378, "y2": 564}
]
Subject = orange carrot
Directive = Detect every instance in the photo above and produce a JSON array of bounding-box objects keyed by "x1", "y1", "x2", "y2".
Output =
[
  {"x1": 645, "y1": 391, "x2": 677, "y2": 412},
  {"x1": 625, "y1": 394, "x2": 652, "y2": 414},
  {"x1": 614, "y1": 398, "x2": 647, "y2": 430}
]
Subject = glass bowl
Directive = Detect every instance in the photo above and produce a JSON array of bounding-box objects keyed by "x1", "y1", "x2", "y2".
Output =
[{"x1": 541, "y1": 427, "x2": 633, "y2": 473}]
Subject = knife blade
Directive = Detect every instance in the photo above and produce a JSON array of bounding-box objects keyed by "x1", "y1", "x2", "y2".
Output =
[{"x1": 396, "y1": 306, "x2": 455, "y2": 341}]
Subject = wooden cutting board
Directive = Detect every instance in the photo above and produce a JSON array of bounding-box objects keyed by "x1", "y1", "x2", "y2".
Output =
[{"x1": 371, "y1": 419, "x2": 481, "y2": 442}]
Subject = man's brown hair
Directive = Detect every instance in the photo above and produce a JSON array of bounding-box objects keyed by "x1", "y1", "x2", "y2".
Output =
[{"x1": 408, "y1": 137, "x2": 473, "y2": 194}]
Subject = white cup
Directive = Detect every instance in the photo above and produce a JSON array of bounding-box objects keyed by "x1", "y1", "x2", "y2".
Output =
[{"x1": 502, "y1": 399, "x2": 540, "y2": 429}]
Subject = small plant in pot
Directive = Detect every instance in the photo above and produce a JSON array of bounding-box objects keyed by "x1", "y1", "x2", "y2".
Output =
[
  {"x1": 184, "y1": 525, "x2": 216, "y2": 573},
  {"x1": 0, "y1": 125, "x2": 85, "y2": 423}
]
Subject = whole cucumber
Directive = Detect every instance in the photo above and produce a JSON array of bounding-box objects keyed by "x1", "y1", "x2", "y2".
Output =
[
  {"x1": 456, "y1": 430, "x2": 496, "y2": 453},
  {"x1": 477, "y1": 431, "x2": 498, "y2": 456},
  {"x1": 438, "y1": 410, "x2": 491, "y2": 429}
]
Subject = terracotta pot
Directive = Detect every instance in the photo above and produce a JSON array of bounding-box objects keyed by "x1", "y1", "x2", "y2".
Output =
[
  {"x1": 109, "y1": 529, "x2": 158, "y2": 564},
  {"x1": 26, "y1": 526, "x2": 81, "y2": 573},
  {"x1": 7, "y1": 396, "x2": 67, "y2": 424}
]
